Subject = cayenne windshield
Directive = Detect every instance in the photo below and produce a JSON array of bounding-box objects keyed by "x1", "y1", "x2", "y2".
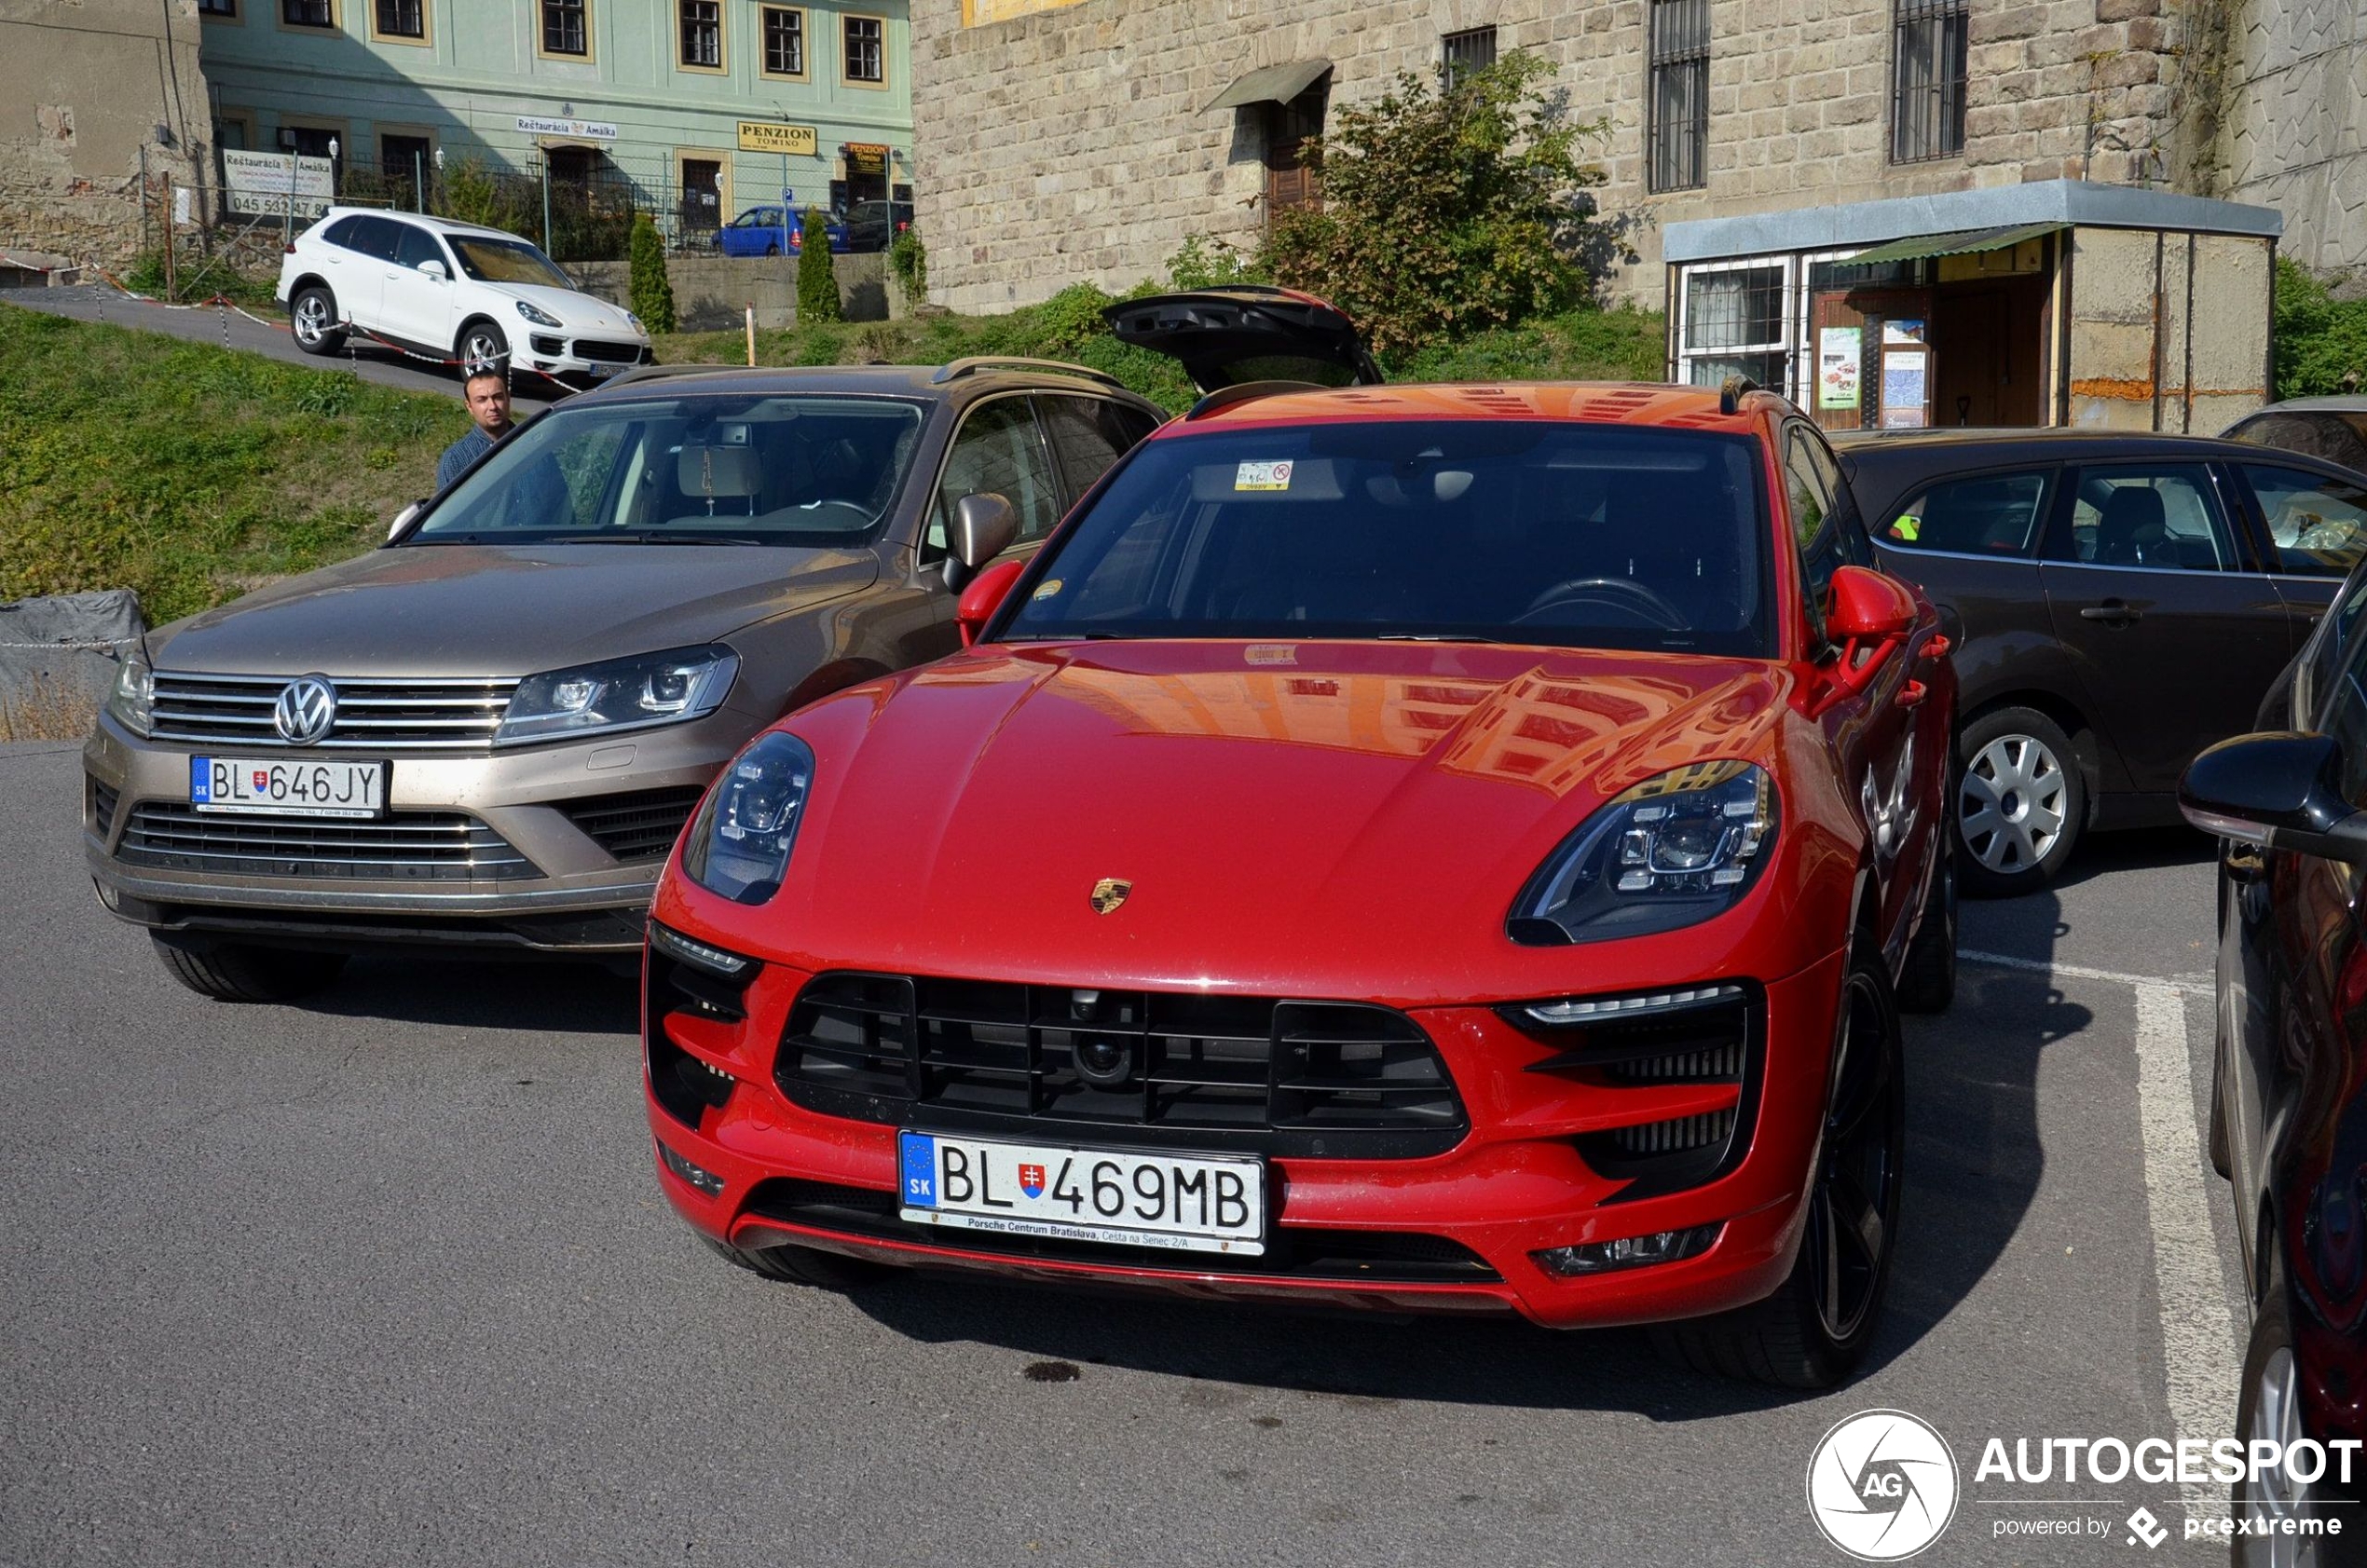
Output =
[
  {"x1": 1004, "y1": 421, "x2": 1774, "y2": 655},
  {"x1": 446, "y1": 236, "x2": 575, "y2": 288},
  {"x1": 413, "y1": 394, "x2": 926, "y2": 545}
]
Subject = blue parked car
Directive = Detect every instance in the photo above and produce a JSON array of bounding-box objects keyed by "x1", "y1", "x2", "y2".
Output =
[{"x1": 717, "y1": 206, "x2": 848, "y2": 257}]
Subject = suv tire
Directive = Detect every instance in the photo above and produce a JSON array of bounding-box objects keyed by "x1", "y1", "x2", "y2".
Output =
[
  {"x1": 457, "y1": 318, "x2": 509, "y2": 374},
  {"x1": 153, "y1": 936, "x2": 349, "y2": 1002},
  {"x1": 290, "y1": 284, "x2": 346, "y2": 356}
]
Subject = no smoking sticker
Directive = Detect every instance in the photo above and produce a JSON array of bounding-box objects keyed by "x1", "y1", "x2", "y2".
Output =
[{"x1": 1235, "y1": 460, "x2": 1293, "y2": 492}]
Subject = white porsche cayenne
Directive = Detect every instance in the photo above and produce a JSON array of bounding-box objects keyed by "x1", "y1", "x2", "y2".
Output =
[{"x1": 275, "y1": 208, "x2": 650, "y2": 386}]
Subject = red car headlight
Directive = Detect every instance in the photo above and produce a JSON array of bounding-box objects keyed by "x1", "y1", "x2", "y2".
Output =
[
  {"x1": 1508, "y1": 761, "x2": 1777, "y2": 946},
  {"x1": 679, "y1": 731, "x2": 814, "y2": 906}
]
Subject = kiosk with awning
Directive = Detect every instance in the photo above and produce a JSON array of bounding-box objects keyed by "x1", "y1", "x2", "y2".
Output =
[{"x1": 1661, "y1": 179, "x2": 2283, "y2": 433}]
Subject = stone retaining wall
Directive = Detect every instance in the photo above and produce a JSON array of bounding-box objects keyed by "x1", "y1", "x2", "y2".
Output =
[{"x1": 570, "y1": 252, "x2": 898, "y2": 331}]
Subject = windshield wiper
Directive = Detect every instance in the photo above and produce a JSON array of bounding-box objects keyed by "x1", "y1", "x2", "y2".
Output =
[
  {"x1": 1375, "y1": 634, "x2": 1494, "y2": 643},
  {"x1": 530, "y1": 532, "x2": 767, "y2": 546}
]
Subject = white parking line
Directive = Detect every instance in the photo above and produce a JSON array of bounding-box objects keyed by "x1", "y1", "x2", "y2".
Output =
[{"x1": 1963, "y1": 948, "x2": 2239, "y2": 1523}]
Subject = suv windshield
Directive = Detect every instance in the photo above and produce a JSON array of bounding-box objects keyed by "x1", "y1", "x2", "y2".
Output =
[
  {"x1": 1004, "y1": 421, "x2": 1773, "y2": 655},
  {"x1": 446, "y1": 235, "x2": 575, "y2": 289},
  {"x1": 413, "y1": 394, "x2": 927, "y2": 545}
]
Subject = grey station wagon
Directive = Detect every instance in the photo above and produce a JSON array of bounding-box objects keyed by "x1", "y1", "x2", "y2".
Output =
[{"x1": 82, "y1": 358, "x2": 1166, "y2": 999}]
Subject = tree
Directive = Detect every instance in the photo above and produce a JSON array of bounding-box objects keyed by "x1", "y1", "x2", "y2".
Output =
[
  {"x1": 627, "y1": 213, "x2": 676, "y2": 334},
  {"x1": 798, "y1": 209, "x2": 843, "y2": 324},
  {"x1": 1258, "y1": 51, "x2": 1622, "y2": 357}
]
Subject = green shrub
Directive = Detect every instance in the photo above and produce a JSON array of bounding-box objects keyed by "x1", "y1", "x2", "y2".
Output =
[
  {"x1": 1163, "y1": 235, "x2": 1266, "y2": 291},
  {"x1": 798, "y1": 210, "x2": 843, "y2": 324},
  {"x1": 628, "y1": 213, "x2": 677, "y2": 334},
  {"x1": 1259, "y1": 51, "x2": 1620, "y2": 357},
  {"x1": 889, "y1": 225, "x2": 927, "y2": 307},
  {"x1": 2275, "y1": 257, "x2": 2367, "y2": 399}
]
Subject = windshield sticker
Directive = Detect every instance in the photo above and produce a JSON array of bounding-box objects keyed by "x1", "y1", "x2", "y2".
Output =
[
  {"x1": 1235, "y1": 460, "x2": 1294, "y2": 493},
  {"x1": 1032, "y1": 579, "x2": 1063, "y2": 600}
]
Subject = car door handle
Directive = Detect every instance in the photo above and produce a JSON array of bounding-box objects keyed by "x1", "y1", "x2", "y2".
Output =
[
  {"x1": 2079, "y1": 600, "x2": 2141, "y2": 625},
  {"x1": 1895, "y1": 679, "x2": 1928, "y2": 709}
]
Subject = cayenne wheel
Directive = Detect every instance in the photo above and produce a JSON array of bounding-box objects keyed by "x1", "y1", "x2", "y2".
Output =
[
  {"x1": 1955, "y1": 706, "x2": 2085, "y2": 897},
  {"x1": 1895, "y1": 831, "x2": 1957, "y2": 1015},
  {"x1": 152, "y1": 936, "x2": 348, "y2": 1002},
  {"x1": 2232, "y1": 1290, "x2": 2322, "y2": 1566},
  {"x1": 701, "y1": 1234, "x2": 886, "y2": 1290},
  {"x1": 1652, "y1": 947, "x2": 1905, "y2": 1387},
  {"x1": 457, "y1": 319, "x2": 509, "y2": 374},
  {"x1": 290, "y1": 285, "x2": 344, "y2": 356}
]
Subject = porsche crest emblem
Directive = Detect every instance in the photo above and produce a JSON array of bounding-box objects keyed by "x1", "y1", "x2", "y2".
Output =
[{"x1": 1088, "y1": 878, "x2": 1132, "y2": 916}]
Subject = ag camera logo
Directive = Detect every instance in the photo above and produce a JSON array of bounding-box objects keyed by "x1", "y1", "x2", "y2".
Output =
[{"x1": 1807, "y1": 1409, "x2": 1960, "y2": 1561}]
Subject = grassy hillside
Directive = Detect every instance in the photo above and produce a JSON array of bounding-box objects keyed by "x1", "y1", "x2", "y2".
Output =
[{"x1": 0, "y1": 305, "x2": 468, "y2": 624}]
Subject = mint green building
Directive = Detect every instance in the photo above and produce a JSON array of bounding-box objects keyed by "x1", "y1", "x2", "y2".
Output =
[{"x1": 197, "y1": 0, "x2": 912, "y2": 242}]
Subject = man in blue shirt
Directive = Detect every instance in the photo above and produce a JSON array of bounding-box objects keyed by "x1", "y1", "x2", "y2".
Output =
[{"x1": 435, "y1": 368, "x2": 518, "y2": 491}]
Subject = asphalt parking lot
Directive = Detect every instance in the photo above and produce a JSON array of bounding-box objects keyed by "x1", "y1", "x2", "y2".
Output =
[{"x1": 0, "y1": 737, "x2": 2250, "y2": 1566}]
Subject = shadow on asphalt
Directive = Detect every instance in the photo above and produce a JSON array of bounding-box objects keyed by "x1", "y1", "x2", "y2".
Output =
[
  {"x1": 2051, "y1": 825, "x2": 2214, "y2": 892},
  {"x1": 830, "y1": 875, "x2": 2092, "y2": 1415},
  {"x1": 307, "y1": 955, "x2": 639, "y2": 1035}
]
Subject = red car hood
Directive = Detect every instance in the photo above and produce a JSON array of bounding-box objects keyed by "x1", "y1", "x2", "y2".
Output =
[{"x1": 710, "y1": 640, "x2": 1806, "y2": 1002}]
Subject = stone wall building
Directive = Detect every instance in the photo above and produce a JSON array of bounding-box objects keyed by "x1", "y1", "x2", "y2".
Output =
[
  {"x1": 0, "y1": 0, "x2": 213, "y2": 270},
  {"x1": 2219, "y1": 0, "x2": 2367, "y2": 280},
  {"x1": 909, "y1": 0, "x2": 2197, "y2": 315}
]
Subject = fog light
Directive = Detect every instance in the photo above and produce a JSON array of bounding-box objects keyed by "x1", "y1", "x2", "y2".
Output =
[
  {"x1": 1532, "y1": 1222, "x2": 1721, "y2": 1277},
  {"x1": 656, "y1": 1139, "x2": 725, "y2": 1198}
]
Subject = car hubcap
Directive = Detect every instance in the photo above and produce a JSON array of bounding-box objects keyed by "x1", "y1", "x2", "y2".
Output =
[
  {"x1": 294, "y1": 297, "x2": 326, "y2": 344},
  {"x1": 1808, "y1": 971, "x2": 1900, "y2": 1343},
  {"x1": 1959, "y1": 733, "x2": 2067, "y2": 875},
  {"x1": 2240, "y1": 1345, "x2": 2319, "y2": 1567}
]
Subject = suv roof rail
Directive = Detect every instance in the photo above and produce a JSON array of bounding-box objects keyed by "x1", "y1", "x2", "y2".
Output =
[
  {"x1": 930, "y1": 356, "x2": 1124, "y2": 389},
  {"x1": 1184, "y1": 378, "x2": 1322, "y2": 421}
]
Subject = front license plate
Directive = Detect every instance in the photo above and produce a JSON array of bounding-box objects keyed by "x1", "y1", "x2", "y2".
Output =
[
  {"x1": 897, "y1": 1131, "x2": 1266, "y2": 1256},
  {"x1": 190, "y1": 756, "x2": 388, "y2": 819}
]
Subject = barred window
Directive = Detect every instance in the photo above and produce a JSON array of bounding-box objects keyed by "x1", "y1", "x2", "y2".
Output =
[
  {"x1": 1442, "y1": 26, "x2": 1497, "y2": 88},
  {"x1": 1648, "y1": 0, "x2": 1710, "y2": 194},
  {"x1": 374, "y1": 0, "x2": 422, "y2": 37},
  {"x1": 678, "y1": 0, "x2": 721, "y2": 68},
  {"x1": 762, "y1": 7, "x2": 805, "y2": 75},
  {"x1": 1680, "y1": 264, "x2": 1789, "y2": 391},
  {"x1": 281, "y1": 0, "x2": 333, "y2": 26},
  {"x1": 843, "y1": 15, "x2": 883, "y2": 83},
  {"x1": 1892, "y1": 0, "x2": 1969, "y2": 162},
  {"x1": 542, "y1": 0, "x2": 586, "y2": 55}
]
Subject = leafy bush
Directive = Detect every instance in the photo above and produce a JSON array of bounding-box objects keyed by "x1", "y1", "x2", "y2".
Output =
[
  {"x1": 797, "y1": 210, "x2": 843, "y2": 324},
  {"x1": 889, "y1": 225, "x2": 927, "y2": 307},
  {"x1": 1163, "y1": 235, "x2": 1266, "y2": 291},
  {"x1": 629, "y1": 213, "x2": 677, "y2": 334},
  {"x1": 1259, "y1": 52, "x2": 1621, "y2": 357},
  {"x1": 2275, "y1": 257, "x2": 2367, "y2": 399}
]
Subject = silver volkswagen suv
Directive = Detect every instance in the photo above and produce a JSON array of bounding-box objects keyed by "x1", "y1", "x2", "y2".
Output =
[{"x1": 82, "y1": 359, "x2": 1164, "y2": 999}]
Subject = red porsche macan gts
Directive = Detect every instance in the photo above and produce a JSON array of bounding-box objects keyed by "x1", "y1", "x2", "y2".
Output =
[{"x1": 641, "y1": 290, "x2": 1957, "y2": 1387}]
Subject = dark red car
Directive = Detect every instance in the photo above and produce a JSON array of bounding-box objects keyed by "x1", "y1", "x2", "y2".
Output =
[{"x1": 641, "y1": 292, "x2": 1958, "y2": 1386}]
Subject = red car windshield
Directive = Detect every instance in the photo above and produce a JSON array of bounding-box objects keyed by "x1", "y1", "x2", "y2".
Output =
[{"x1": 1005, "y1": 420, "x2": 1775, "y2": 656}]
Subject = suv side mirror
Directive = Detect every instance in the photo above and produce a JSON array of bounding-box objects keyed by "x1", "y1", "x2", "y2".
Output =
[
  {"x1": 1825, "y1": 565, "x2": 1916, "y2": 643},
  {"x1": 417, "y1": 259, "x2": 447, "y2": 280},
  {"x1": 2182, "y1": 731, "x2": 2367, "y2": 863},
  {"x1": 387, "y1": 498, "x2": 427, "y2": 543},
  {"x1": 957, "y1": 560, "x2": 1026, "y2": 647},
  {"x1": 943, "y1": 491, "x2": 1019, "y2": 588}
]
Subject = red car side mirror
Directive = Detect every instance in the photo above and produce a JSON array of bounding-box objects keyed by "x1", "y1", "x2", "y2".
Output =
[
  {"x1": 1819, "y1": 566, "x2": 1919, "y2": 700},
  {"x1": 957, "y1": 560, "x2": 1026, "y2": 647}
]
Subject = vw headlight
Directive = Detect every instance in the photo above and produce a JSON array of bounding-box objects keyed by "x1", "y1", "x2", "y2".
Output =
[
  {"x1": 1508, "y1": 762, "x2": 1776, "y2": 945},
  {"x1": 494, "y1": 646, "x2": 737, "y2": 745},
  {"x1": 514, "y1": 299, "x2": 564, "y2": 328},
  {"x1": 680, "y1": 732, "x2": 813, "y2": 905},
  {"x1": 104, "y1": 648, "x2": 155, "y2": 737}
]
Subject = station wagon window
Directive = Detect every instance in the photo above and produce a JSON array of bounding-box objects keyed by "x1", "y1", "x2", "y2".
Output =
[
  {"x1": 926, "y1": 400, "x2": 1062, "y2": 561},
  {"x1": 1036, "y1": 395, "x2": 1157, "y2": 507},
  {"x1": 2243, "y1": 465, "x2": 2367, "y2": 579},
  {"x1": 1881, "y1": 470, "x2": 2050, "y2": 555},
  {"x1": 2046, "y1": 467, "x2": 2238, "y2": 573}
]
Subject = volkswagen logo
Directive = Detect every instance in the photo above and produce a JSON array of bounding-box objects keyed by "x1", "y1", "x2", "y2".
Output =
[{"x1": 272, "y1": 675, "x2": 338, "y2": 746}]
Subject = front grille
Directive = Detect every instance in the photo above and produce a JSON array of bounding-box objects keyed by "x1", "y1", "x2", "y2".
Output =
[
  {"x1": 148, "y1": 671, "x2": 518, "y2": 753},
  {"x1": 574, "y1": 339, "x2": 643, "y2": 364},
  {"x1": 1510, "y1": 985, "x2": 1765, "y2": 1201},
  {"x1": 740, "y1": 1178, "x2": 1501, "y2": 1284},
  {"x1": 777, "y1": 974, "x2": 1467, "y2": 1158},
  {"x1": 115, "y1": 803, "x2": 537, "y2": 880},
  {"x1": 90, "y1": 778, "x2": 119, "y2": 838},
  {"x1": 562, "y1": 785, "x2": 705, "y2": 863}
]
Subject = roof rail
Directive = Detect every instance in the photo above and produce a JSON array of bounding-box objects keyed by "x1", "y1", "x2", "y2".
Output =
[
  {"x1": 1717, "y1": 374, "x2": 1763, "y2": 416},
  {"x1": 596, "y1": 361, "x2": 745, "y2": 391},
  {"x1": 931, "y1": 356, "x2": 1124, "y2": 389},
  {"x1": 1184, "y1": 378, "x2": 1323, "y2": 420}
]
